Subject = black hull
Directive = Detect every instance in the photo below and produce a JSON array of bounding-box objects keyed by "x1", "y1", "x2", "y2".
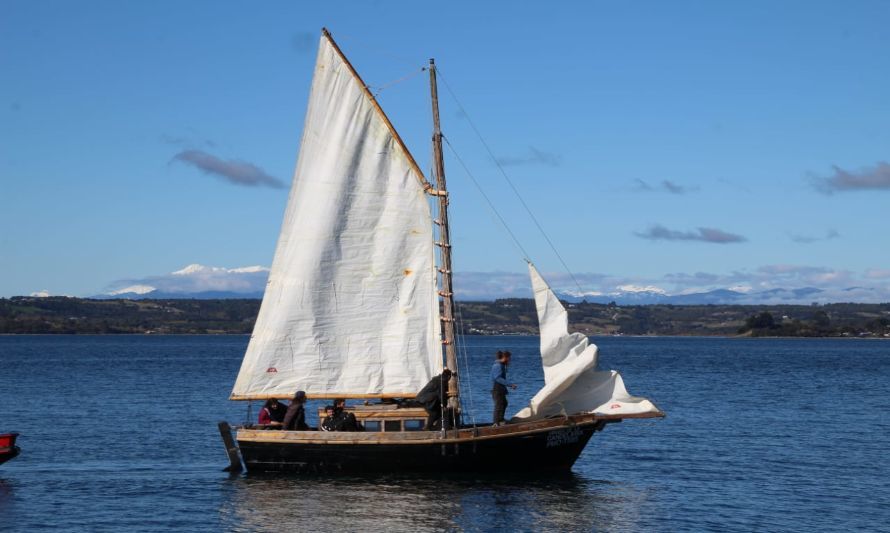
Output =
[
  {"x1": 238, "y1": 423, "x2": 601, "y2": 474},
  {"x1": 0, "y1": 447, "x2": 20, "y2": 466}
]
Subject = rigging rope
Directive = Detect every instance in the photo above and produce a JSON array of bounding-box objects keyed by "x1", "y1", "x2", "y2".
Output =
[
  {"x1": 436, "y1": 70, "x2": 586, "y2": 294},
  {"x1": 369, "y1": 66, "x2": 428, "y2": 97},
  {"x1": 453, "y1": 300, "x2": 478, "y2": 429},
  {"x1": 442, "y1": 136, "x2": 531, "y2": 261},
  {"x1": 332, "y1": 33, "x2": 427, "y2": 69}
]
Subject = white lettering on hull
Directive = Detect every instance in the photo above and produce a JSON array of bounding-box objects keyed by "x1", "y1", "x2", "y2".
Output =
[{"x1": 545, "y1": 427, "x2": 583, "y2": 448}]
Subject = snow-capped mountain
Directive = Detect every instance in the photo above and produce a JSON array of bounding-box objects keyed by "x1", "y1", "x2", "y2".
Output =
[
  {"x1": 555, "y1": 286, "x2": 837, "y2": 305},
  {"x1": 97, "y1": 264, "x2": 269, "y2": 299},
  {"x1": 91, "y1": 264, "x2": 888, "y2": 304}
]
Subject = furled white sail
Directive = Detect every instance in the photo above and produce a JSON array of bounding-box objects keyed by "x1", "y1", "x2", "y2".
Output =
[
  {"x1": 513, "y1": 264, "x2": 660, "y2": 420},
  {"x1": 231, "y1": 34, "x2": 441, "y2": 399}
]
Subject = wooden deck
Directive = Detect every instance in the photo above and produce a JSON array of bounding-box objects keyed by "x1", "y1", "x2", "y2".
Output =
[{"x1": 237, "y1": 411, "x2": 664, "y2": 446}]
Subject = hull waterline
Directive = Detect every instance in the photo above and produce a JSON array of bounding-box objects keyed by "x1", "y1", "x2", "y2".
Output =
[{"x1": 232, "y1": 413, "x2": 658, "y2": 474}]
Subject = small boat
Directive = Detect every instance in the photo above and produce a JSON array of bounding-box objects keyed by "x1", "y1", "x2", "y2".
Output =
[
  {"x1": 220, "y1": 28, "x2": 663, "y2": 475},
  {"x1": 0, "y1": 432, "x2": 20, "y2": 466}
]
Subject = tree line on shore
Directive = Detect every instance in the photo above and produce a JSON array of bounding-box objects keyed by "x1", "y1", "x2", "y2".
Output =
[{"x1": 1, "y1": 296, "x2": 889, "y2": 337}]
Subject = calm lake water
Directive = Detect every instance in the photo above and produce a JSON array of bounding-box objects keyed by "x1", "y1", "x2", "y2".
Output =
[{"x1": 1, "y1": 335, "x2": 888, "y2": 531}]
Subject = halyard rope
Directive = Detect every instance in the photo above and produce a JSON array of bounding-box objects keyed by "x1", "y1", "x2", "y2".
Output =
[{"x1": 437, "y1": 69, "x2": 586, "y2": 294}]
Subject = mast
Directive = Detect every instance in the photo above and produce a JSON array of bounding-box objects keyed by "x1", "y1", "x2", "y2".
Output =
[{"x1": 429, "y1": 58, "x2": 460, "y2": 412}]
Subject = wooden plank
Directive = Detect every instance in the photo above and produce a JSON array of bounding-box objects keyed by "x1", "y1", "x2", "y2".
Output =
[
  {"x1": 316, "y1": 407, "x2": 428, "y2": 419},
  {"x1": 230, "y1": 392, "x2": 418, "y2": 401},
  {"x1": 218, "y1": 421, "x2": 243, "y2": 472},
  {"x1": 236, "y1": 410, "x2": 665, "y2": 446}
]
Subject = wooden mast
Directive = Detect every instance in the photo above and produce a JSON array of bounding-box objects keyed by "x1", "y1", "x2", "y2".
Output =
[{"x1": 429, "y1": 58, "x2": 460, "y2": 412}]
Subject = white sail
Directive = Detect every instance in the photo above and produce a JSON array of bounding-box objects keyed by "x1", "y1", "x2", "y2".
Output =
[
  {"x1": 231, "y1": 35, "x2": 441, "y2": 400},
  {"x1": 513, "y1": 264, "x2": 660, "y2": 420}
]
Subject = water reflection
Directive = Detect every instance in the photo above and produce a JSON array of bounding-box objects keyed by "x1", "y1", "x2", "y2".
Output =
[
  {"x1": 218, "y1": 472, "x2": 653, "y2": 532},
  {"x1": 0, "y1": 478, "x2": 16, "y2": 518}
]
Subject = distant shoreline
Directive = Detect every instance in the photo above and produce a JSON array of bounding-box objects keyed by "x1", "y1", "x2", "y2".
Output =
[
  {"x1": 2, "y1": 297, "x2": 888, "y2": 338},
  {"x1": 1, "y1": 333, "x2": 887, "y2": 341}
]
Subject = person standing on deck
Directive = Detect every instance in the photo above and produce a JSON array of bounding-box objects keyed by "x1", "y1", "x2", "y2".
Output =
[
  {"x1": 282, "y1": 390, "x2": 309, "y2": 431},
  {"x1": 415, "y1": 368, "x2": 453, "y2": 430},
  {"x1": 491, "y1": 351, "x2": 517, "y2": 426}
]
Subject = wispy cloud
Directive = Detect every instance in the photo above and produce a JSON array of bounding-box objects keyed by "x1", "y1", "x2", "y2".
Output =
[
  {"x1": 811, "y1": 161, "x2": 890, "y2": 194},
  {"x1": 635, "y1": 224, "x2": 747, "y2": 244},
  {"x1": 865, "y1": 268, "x2": 890, "y2": 280},
  {"x1": 161, "y1": 134, "x2": 217, "y2": 148},
  {"x1": 496, "y1": 146, "x2": 561, "y2": 167},
  {"x1": 789, "y1": 229, "x2": 840, "y2": 244},
  {"x1": 172, "y1": 149, "x2": 285, "y2": 189},
  {"x1": 634, "y1": 179, "x2": 698, "y2": 194},
  {"x1": 291, "y1": 31, "x2": 315, "y2": 53}
]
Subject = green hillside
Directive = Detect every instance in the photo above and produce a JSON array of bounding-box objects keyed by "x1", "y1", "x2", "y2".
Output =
[{"x1": 2, "y1": 297, "x2": 889, "y2": 337}]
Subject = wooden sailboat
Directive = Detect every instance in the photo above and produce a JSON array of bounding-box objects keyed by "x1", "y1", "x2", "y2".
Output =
[{"x1": 222, "y1": 28, "x2": 663, "y2": 474}]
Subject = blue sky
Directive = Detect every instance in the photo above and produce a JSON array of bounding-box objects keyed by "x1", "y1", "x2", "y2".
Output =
[{"x1": 2, "y1": 1, "x2": 889, "y2": 300}]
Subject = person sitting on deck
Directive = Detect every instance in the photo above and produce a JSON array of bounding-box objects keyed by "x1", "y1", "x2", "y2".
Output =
[
  {"x1": 282, "y1": 390, "x2": 310, "y2": 431},
  {"x1": 258, "y1": 398, "x2": 288, "y2": 427},
  {"x1": 491, "y1": 350, "x2": 517, "y2": 426},
  {"x1": 320, "y1": 398, "x2": 364, "y2": 432},
  {"x1": 415, "y1": 368, "x2": 454, "y2": 430}
]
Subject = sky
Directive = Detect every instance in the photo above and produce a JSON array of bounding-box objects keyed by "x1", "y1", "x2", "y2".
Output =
[{"x1": 2, "y1": 1, "x2": 889, "y2": 301}]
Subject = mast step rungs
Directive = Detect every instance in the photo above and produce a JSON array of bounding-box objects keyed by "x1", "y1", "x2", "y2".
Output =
[
  {"x1": 434, "y1": 242, "x2": 452, "y2": 248},
  {"x1": 437, "y1": 268, "x2": 451, "y2": 274},
  {"x1": 428, "y1": 189, "x2": 448, "y2": 197},
  {"x1": 438, "y1": 291, "x2": 453, "y2": 297},
  {"x1": 440, "y1": 317, "x2": 455, "y2": 322}
]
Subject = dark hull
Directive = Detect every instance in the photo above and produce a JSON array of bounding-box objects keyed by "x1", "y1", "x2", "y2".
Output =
[
  {"x1": 0, "y1": 447, "x2": 20, "y2": 466},
  {"x1": 238, "y1": 422, "x2": 602, "y2": 474}
]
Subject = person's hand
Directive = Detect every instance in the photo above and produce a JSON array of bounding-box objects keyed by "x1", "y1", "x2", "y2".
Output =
[{"x1": 510, "y1": 384, "x2": 518, "y2": 390}]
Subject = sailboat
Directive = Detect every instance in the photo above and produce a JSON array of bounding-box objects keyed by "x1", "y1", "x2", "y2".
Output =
[{"x1": 220, "y1": 28, "x2": 663, "y2": 474}]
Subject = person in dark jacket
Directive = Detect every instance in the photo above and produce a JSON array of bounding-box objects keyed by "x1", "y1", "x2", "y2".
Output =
[
  {"x1": 258, "y1": 398, "x2": 288, "y2": 427},
  {"x1": 282, "y1": 390, "x2": 309, "y2": 431},
  {"x1": 321, "y1": 398, "x2": 363, "y2": 432},
  {"x1": 415, "y1": 369, "x2": 453, "y2": 430},
  {"x1": 491, "y1": 351, "x2": 517, "y2": 426}
]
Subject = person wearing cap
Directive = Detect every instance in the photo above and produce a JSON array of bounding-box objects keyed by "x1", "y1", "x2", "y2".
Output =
[
  {"x1": 490, "y1": 350, "x2": 517, "y2": 426},
  {"x1": 415, "y1": 368, "x2": 454, "y2": 430},
  {"x1": 282, "y1": 390, "x2": 309, "y2": 431}
]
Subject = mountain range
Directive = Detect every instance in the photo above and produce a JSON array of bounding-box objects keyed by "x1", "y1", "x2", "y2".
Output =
[
  {"x1": 73, "y1": 263, "x2": 886, "y2": 305},
  {"x1": 555, "y1": 286, "x2": 829, "y2": 305}
]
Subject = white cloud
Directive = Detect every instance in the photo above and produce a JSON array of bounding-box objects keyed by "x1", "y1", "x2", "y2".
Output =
[
  {"x1": 615, "y1": 284, "x2": 667, "y2": 295},
  {"x1": 104, "y1": 264, "x2": 270, "y2": 296},
  {"x1": 453, "y1": 266, "x2": 890, "y2": 303},
  {"x1": 108, "y1": 284, "x2": 156, "y2": 296},
  {"x1": 30, "y1": 290, "x2": 51, "y2": 297},
  {"x1": 100, "y1": 263, "x2": 890, "y2": 303}
]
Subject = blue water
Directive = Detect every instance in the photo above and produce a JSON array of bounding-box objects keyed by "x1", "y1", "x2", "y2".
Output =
[{"x1": 1, "y1": 335, "x2": 888, "y2": 531}]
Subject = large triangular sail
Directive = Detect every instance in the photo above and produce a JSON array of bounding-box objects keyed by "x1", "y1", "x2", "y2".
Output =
[
  {"x1": 231, "y1": 32, "x2": 441, "y2": 400},
  {"x1": 513, "y1": 264, "x2": 660, "y2": 420}
]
